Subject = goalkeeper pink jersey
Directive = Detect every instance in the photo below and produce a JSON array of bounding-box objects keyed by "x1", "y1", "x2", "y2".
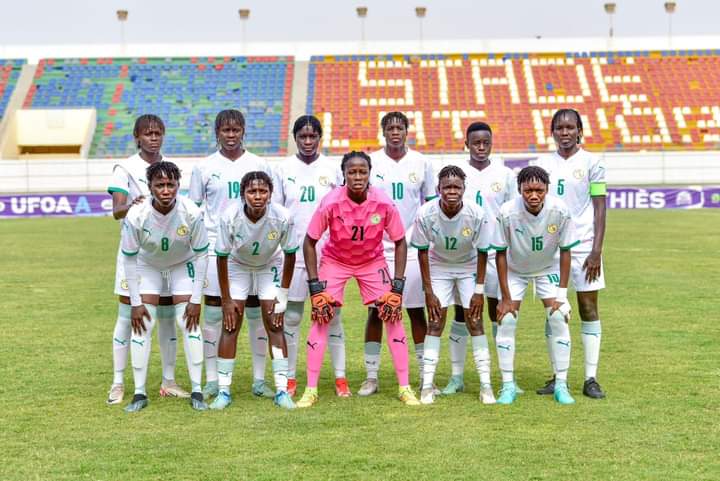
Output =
[{"x1": 306, "y1": 185, "x2": 405, "y2": 266}]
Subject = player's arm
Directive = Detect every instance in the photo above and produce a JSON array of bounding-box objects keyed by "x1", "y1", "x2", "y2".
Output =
[
  {"x1": 303, "y1": 235, "x2": 320, "y2": 280},
  {"x1": 393, "y1": 237, "x2": 407, "y2": 280},
  {"x1": 215, "y1": 219, "x2": 239, "y2": 330},
  {"x1": 550, "y1": 248, "x2": 572, "y2": 317},
  {"x1": 494, "y1": 248, "x2": 514, "y2": 322},
  {"x1": 418, "y1": 248, "x2": 441, "y2": 324},
  {"x1": 188, "y1": 165, "x2": 205, "y2": 207},
  {"x1": 272, "y1": 251, "x2": 296, "y2": 328},
  {"x1": 585, "y1": 196, "x2": 607, "y2": 282},
  {"x1": 469, "y1": 250, "x2": 487, "y2": 325},
  {"x1": 108, "y1": 166, "x2": 143, "y2": 220}
]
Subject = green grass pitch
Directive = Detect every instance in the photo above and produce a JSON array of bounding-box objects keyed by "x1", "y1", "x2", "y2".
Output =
[{"x1": 1, "y1": 210, "x2": 718, "y2": 480}]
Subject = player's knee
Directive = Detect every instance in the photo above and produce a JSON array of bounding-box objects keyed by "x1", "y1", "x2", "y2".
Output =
[
  {"x1": 577, "y1": 300, "x2": 598, "y2": 322},
  {"x1": 547, "y1": 308, "x2": 567, "y2": 330},
  {"x1": 499, "y1": 312, "x2": 517, "y2": 330},
  {"x1": 284, "y1": 301, "x2": 304, "y2": 328}
]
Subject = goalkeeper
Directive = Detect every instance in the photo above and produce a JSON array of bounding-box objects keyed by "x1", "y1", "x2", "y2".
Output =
[{"x1": 296, "y1": 151, "x2": 420, "y2": 408}]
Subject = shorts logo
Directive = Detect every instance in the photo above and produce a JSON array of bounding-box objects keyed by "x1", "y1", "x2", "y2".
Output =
[
  {"x1": 203, "y1": 279, "x2": 209, "y2": 288},
  {"x1": 267, "y1": 230, "x2": 279, "y2": 240},
  {"x1": 491, "y1": 182, "x2": 502, "y2": 193},
  {"x1": 462, "y1": 227, "x2": 472, "y2": 237},
  {"x1": 547, "y1": 224, "x2": 558, "y2": 234},
  {"x1": 573, "y1": 169, "x2": 585, "y2": 179},
  {"x1": 370, "y1": 214, "x2": 381, "y2": 224},
  {"x1": 318, "y1": 176, "x2": 329, "y2": 186},
  {"x1": 408, "y1": 172, "x2": 418, "y2": 183},
  {"x1": 176, "y1": 225, "x2": 189, "y2": 236}
]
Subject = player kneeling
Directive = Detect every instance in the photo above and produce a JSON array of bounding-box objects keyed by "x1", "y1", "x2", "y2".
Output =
[
  {"x1": 494, "y1": 166, "x2": 579, "y2": 405},
  {"x1": 412, "y1": 166, "x2": 497, "y2": 405},
  {"x1": 210, "y1": 171, "x2": 297, "y2": 410},
  {"x1": 121, "y1": 161, "x2": 210, "y2": 412},
  {"x1": 296, "y1": 151, "x2": 420, "y2": 408}
]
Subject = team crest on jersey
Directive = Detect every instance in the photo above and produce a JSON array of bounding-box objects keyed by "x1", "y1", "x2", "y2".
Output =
[
  {"x1": 120, "y1": 279, "x2": 129, "y2": 290},
  {"x1": 491, "y1": 182, "x2": 502, "y2": 193},
  {"x1": 370, "y1": 214, "x2": 381, "y2": 225},
  {"x1": 176, "y1": 225, "x2": 189, "y2": 237},
  {"x1": 547, "y1": 224, "x2": 558, "y2": 234},
  {"x1": 573, "y1": 169, "x2": 585, "y2": 179},
  {"x1": 267, "y1": 231, "x2": 279, "y2": 240},
  {"x1": 462, "y1": 227, "x2": 472, "y2": 237},
  {"x1": 408, "y1": 172, "x2": 418, "y2": 184},
  {"x1": 318, "y1": 176, "x2": 330, "y2": 186}
]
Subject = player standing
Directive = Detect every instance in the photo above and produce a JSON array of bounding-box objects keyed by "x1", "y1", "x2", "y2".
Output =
[
  {"x1": 106, "y1": 115, "x2": 189, "y2": 405},
  {"x1": 209, "y1": 171, "x2": 297, "y2": 410},
  {"x1": 273, "y1": 115, "x2": 350, "y2": 397},
  {"x1": 189, "y1": 110, "x2": 274, "y2": 400},
  {"x1": 411, "y1": 166, "x2": 497, "y2": 405},
  {"x1": 361, "y1": 111, "x2": 435, "y2": 396},
  {"x1": 121, "y1": 161, "x2": 210, "y2": 412},
  {"x1": 536, "y1": 109, "x2": 607, "y2": 399},
  {"x1": 295, "y1": 151, "x2": 420, "y2": 407},
  {"x1": 439, "y1": 121, "x2": 517, "y2": 395},
  {"x1": 493, "y1": 166, "x2": 579, "y2": 405}
]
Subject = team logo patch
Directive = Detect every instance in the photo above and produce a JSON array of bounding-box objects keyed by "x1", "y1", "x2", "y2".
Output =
[
  {"x1": 408, "y1": 172, "x2": 418, "y2": 183},
  {"x1": 462, "y1": 227, "x2": 473, "y2": 237},
  {"x1": 491, "y1": 182, "x2": 502, "y2": 193},
  {"x1": 573, "y1": 169, "x2": 585, "y2": 179},
  {"x1": 370, "y1": 214, "x2": 381, "y2": 225},
  {"x1": 203, "y1": 279, "x2": 209, "y2": 288},
  {"x1": 120, "y1": 279, "x2": 129, "y2": 290},
  {"x1": 176, "y1": 225, "x2": 189, "y2": 236},
  {"x1": 547, "y1": 224, "x2": 558, "y2": 234},
  {"x1": 267, "y1": 230, "x2": 279, "y2": 240},
  {"x1": 318, "y1": 176, "x2": 329, "y2": 186}
]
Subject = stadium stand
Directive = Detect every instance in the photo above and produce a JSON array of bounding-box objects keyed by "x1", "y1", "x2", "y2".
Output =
[
  {"x1": 24, "y1": 56, "x2": 293, "y2": 157},
  {"x1": 307, "y1": 50, "x2": 720, "y2": 154},
  {"x1": 0, "y1": 59, "x2": 26, "y2": 122}
]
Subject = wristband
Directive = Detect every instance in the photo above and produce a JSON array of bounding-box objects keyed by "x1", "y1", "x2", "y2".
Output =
[
  {"x1": 390, "y1": 277, "x2": 406, "y2": 294},
  {"x1": 474, "y1": 283, "x2": 485, "y2": 295},
  {"x1": 307, "y1": 278, "x2": 326, "y2": 296},
  {"x1": 556, "y1": 287, "x2": 568, "y2": 303}
]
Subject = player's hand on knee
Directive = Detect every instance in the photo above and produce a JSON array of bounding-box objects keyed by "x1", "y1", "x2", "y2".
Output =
[
  {"x1": 222, "y1": 299, "x2": 240, "y2": 331},
  {"x1": 496, "y1": 299, "x2": 516, "y2": 324},
  {"x1": 549, "y1": 300, "x2": 572, "y2": 322},
  {"x1": 184, "y1": 302, "x2": 201, "y2": 331},
  {"x1": 424, "y1": 291, "x2": 442, "y2": 324},
  {"x1": 308, "y1": 279, "x2": 336, "y2": 324},
  {"x1": 131, "y1": 305, "x2": 151, "y2": 335},
  {"x1": 469, "y1": 293, "x2": 484, "y2": 324}
]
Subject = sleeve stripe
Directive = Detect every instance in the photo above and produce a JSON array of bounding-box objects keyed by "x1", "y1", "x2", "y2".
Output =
[
  {"x1": 283, "y1": 247, "x2": 299, "y2": 254},
  {"x1": 410, "y1": 242, "x2": 429, "y2": 250},
  {"x1": 560, "y1": 240, "x2": 581, "y2": 251},
  {"x1": 108, "y1": 187, "x2": 129, "y2": 196},
  {"x1": 192, "y1": 243, "x2": 209, "y2": 253},
  {"x1": 424, "y1": 194, "x2": 438, "y2": 201},
  {"x1": 590, "y1": 182, "x2": 607, "y2": 197},
  {"x1": 121, "y1": 249, "x2": 138, "y2": 256},
  {"x1": 214, "y1": 250, "x2": 230, "y2": 257}
]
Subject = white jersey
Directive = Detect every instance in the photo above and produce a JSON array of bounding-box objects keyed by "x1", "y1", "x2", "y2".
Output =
[
  {"x1": 457, "y1": 159, "x2": 517, "y2": 218},
  {"x1": 107, "y1": 153, "x2": 154, "y2": 203},
  {"x1": 495, "y1": 196, "x2": 579, "y2": 276},
  {"x1": 537, "y1": 148, "x2": 606, "y2": 248},
  {"x1": 188, "y1": 150, "x2": 272, "y2": 248},
  {"x1": 411, "y1": 199, "x2": 494, "y2": 274},
  {"x1": 215, "y1": 203, "x2": 299, "y2": 269},
  {"x1": 121, "y1": 196, "x2": 209, "y2": 269},
  {"x1": 272, "y1": 154, "x2": 342, "y2": 266},
  {"x1": 370, "y1": 148, "x2": 435, "y2": 259}
]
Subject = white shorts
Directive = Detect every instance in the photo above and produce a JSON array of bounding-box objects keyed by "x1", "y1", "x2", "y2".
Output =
[
  {"x1": 136, "y1": 259, "x2": 198, "y2": 296},
  {"x1": 114, "y1": 248, "x2": 170, "y2": 296},
  {"x1": 228, "y1": 257, "x2": 282, "y2": 301},
  {"x1": 288, "y1": 265, "x2": 309, "y2": 302},
  {"x1": 430, "y1": 270, "x2": 475, "y2": 309},
  {"x1": 485, "y1": 254, "x2": 499, "y2": 300},
  {"x1": 571, "y1": 250, "x2": 606, "y2": 292},
  {"x1": 504, "y1": 270, "x2": 562, "y2": 302},
  {"x1": 386, "y1": 255, "x2": 424, "y2": 309}
]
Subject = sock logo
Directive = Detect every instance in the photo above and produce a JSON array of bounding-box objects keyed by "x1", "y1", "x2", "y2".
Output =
[
  {"x1": 188, "y1": 334, "x2": 201, "y2": 341},
  {"x1": 497, "y1": 344, "x2": 511, "y2": 351},
  {"x1": 169, "y1": 337, "x2": 177, "y2": 342},
  {"x1": 307, "y1": 341, "x2": 319, "y2": 350},
  {"x1": 329, "y1": 334, "x2": 343, "y2": 339},
  {"x1": 113, "y1": 337, "x2": 127, "y2": 345},
  {"x1": 131, "y1": 339, "x2": 145, "y2": 347},
  {"x1": 258, "y1": 336, "x2": 268, "y2": 342},
  {"x1": 582, "y1": 332, "x2": 600, "y2": 337},
  {"x1": 366, "y1": 360, "x2": 377, "y2": 366},
  {"x1": 218, "y1": 370, "x2": 230, "y2": 376},
  {"x1": 204, "y1": 339, "x2": 216, "y2": 346},
  {"x1": 392, "y1": 337, "x2": 406, "y2": 345},
  {"x1": 287, "y1": 176, "x2": 296, "y2": 183},
  {"x1": 556, "y1": 340, "x2": 571, "y2": 347},
  {"x1": 284, "y1": 330, "x2": 295, "y2": 338},
  {"x1": 449, "y1": 336, "x2": 461, "y2": 343}
]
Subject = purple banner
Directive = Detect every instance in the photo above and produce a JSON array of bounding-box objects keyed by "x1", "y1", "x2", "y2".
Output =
[
  {"x1": 607, "y1": 186, "x2": 720, "y2": 209},
  {"x1": 0, "y1": 193, "x2": 112, "y2": 218}
]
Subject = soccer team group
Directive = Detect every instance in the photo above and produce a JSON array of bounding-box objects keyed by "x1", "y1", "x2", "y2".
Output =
[{"x1": 107, "y1": 107, "x2": 607, "y2": 412}]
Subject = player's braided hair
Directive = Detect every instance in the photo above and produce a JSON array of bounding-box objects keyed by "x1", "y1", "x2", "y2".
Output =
[
  {"x1": 465, "y1": 121, "x2": 492, "y2": 138},
  {"x1": 133, "y1": 114, "x2": 165, "y2": 148},
  {"x1": 240, "y1": 170, "x2": 274, "y2": 196},
  {"x1": 340, "y1": 151, "x2": 372, "y2": 185},
  {"x1": 214, "y1": 109, "x2": 246, "y2": 135},
  {"x1": 550, "y1": 108, "x2": 583, "y2": 144},
  {"x1": 292, "y1": 115, "x2": 323, "y2": 137},
  {"x1": 516, "y1": 166, "x2": 550, "y2": 191},
  {"x1": 437, "y1": 164, "x2": 467, "y2": 183},
  {"x1": 381, "y1": 111, "x2": 409, "y2": 130},
  {"x1": 146, "y1": 161, "x2": 181, "y2": 183}
]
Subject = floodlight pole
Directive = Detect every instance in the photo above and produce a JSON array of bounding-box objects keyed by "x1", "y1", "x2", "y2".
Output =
[
  {"x1": 603, "y1": 3, "x2": 616, "y2": 48},
  {"x1": 356, "y1": 6, "x2": 368, "y2": 50},
  {"x1": 239, "y1": 9, "x2": 250, "y2": 54},
  {"x1": 664, "y1": 1, "x2": 676, "y2": 48},
  {"x1": 116, "y1": 10, "x2": 128, "y2": 55},
  {"x1": 415, "y1": 7, "x2": 426, "y2": 51}
]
